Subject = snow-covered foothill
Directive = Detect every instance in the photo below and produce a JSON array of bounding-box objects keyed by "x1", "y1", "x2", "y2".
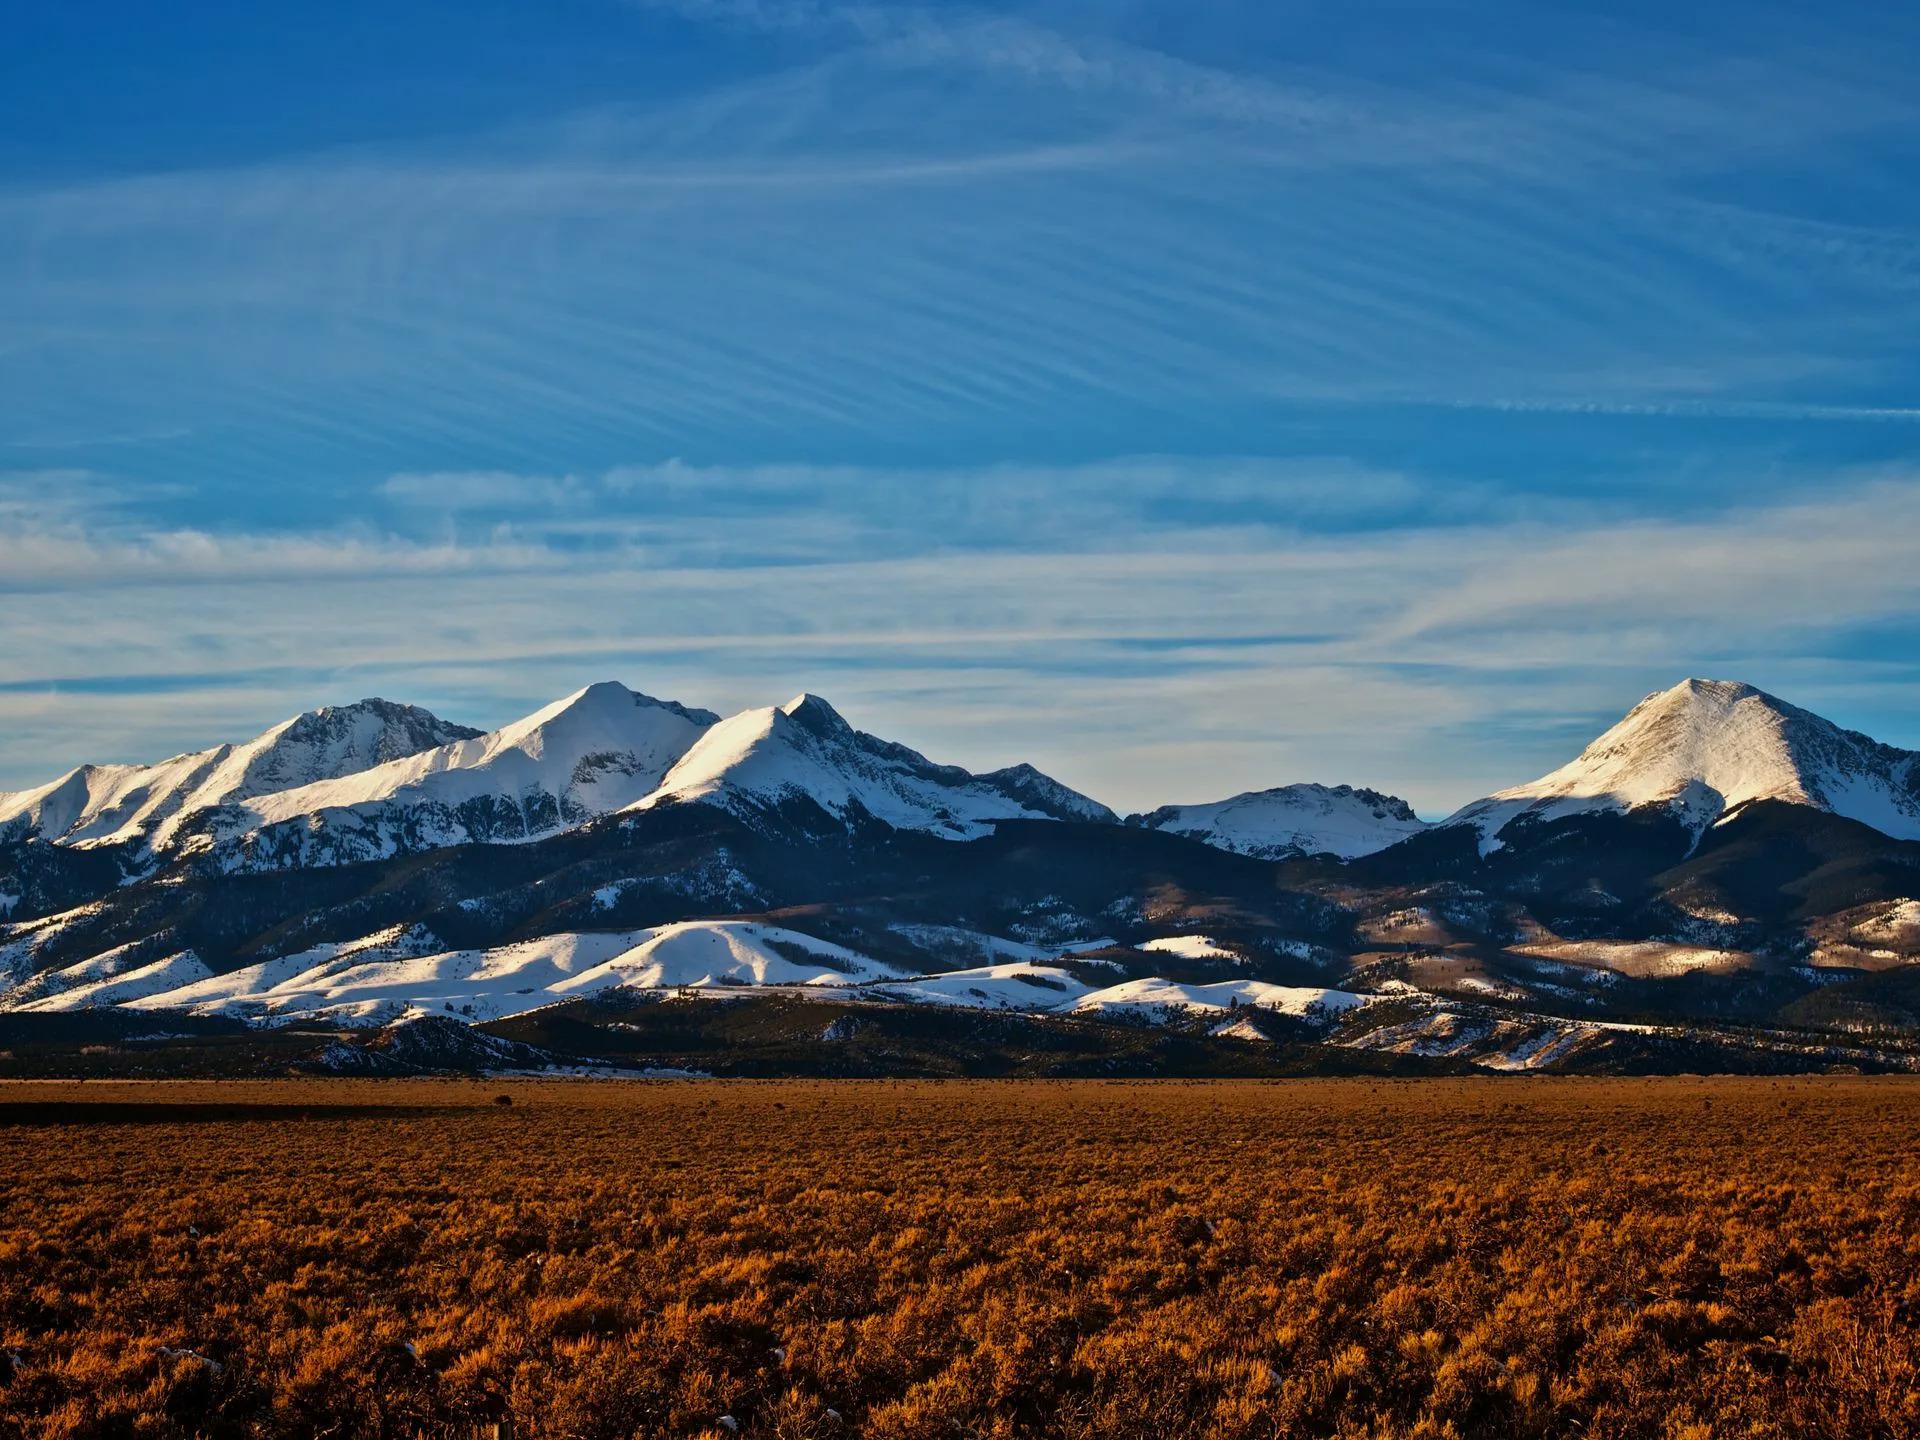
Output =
[
  {"x1": 1065, "y1": 977, "x2": 1367, "y2": 1022},
  {"x1": 550, "y1": 921, "x2": 907, "y2": 995},
  {"x1": 19, "y1": 950, "x2": 212, "y2": 1012},
  {"x1": 100, "y1": 920, "x2": 908, "y2": 1026},
  {"x1": 1138, "y1": 935, "x2": 1241, "y2": 961},
  {"x1": 873, "y1": 963, "x2": 1103, "y2": 1010}
]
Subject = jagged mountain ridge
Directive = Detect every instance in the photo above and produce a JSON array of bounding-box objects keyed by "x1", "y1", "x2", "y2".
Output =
[
  {"x1": 0, "y1": 682, "x2": 1118, "y2": 873},
  {"x1": 4, "y1": 674, "x2": 1918, "y2": 1077},
  {"x1": 210, "y1": 682, "x2": 723, "y2": 867},
  {"x1": 0, "y1": 700, "x2": 480, "y2": 851}
]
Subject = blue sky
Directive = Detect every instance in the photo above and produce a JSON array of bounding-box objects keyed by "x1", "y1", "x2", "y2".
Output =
[{"x1": 4, "y1": 0, "x2": 1920, "y2": 812}]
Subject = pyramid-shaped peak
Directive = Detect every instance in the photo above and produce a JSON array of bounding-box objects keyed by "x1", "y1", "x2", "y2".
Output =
[
  {"x1": 503, "y1": 682, "x2": 718, "y2": 742},
  {"x1": 1590, "y1": 679, "x2": 1801, "y2": 768},
  {"x1": 779, "y1": 692, "x2": 853, "y2": 737},
  {"x1": 552, "y1": 679, "x2": 653, "y2": 717},
  {"x1": 1451, "y1": 677, "x2": 1920, "y2": 848},
  {"x1": 0, "y1": 694, "x2": 480, "y2": 850}
]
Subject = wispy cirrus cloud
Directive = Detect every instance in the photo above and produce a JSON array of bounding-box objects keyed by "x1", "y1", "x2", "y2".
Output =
[{"x1": 3, "y1": 460, "x2": 1917, "y2": 812}]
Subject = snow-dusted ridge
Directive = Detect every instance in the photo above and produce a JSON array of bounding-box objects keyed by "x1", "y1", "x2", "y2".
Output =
[
  {"x1": 1447, "y1": 678, "x2": 1920, "y2": 852},
  {"x1": 1066, "y1": 977, "x2": 1366, "y2": 1022},
  {"x1": 1129, "y1": 783, "x2": 1430, "y2": 860}
]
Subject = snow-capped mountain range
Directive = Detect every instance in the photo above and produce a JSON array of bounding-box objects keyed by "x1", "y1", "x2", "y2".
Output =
[
  {"x1": 216, "y1": 682, "x2": 721, "y2": 867},
  {"x1": 3, "y1": 676, "x2": 1918, "y2": 874},
  {"x1": 4, "y1": 675, "x2": 1920, "y2": 1075}
]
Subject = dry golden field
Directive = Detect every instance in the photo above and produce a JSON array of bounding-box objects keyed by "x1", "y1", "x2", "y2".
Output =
[{"x1": 3, "y1": 1078, "x2": 1918, "y2": 1440}]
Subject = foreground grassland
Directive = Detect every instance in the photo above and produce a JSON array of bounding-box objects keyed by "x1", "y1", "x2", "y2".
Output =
[{"x1": 2, "y1": 1080, "x2": 1918, "y2": 1439}]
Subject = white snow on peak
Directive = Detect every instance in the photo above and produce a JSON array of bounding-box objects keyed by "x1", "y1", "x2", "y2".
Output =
[
  {"x1": 1449, "y1": 678, "x2": 1920, "y2": 850},
  {"x1": 1211, "y1": 1015, "x2": 1278, "y2": 1042},
  {"x1": 0, "y1": 699, "x2": 477, "y2": 850},
  {"x1": 217, "y1": 682, "x2": 721, "y2": 863},
  {"x1": 1130, "y1": 783, "x2": 1429, "y2": 860},
  {"x1": 626, "y1": 691, "x2": 1113, "y2": 838}
]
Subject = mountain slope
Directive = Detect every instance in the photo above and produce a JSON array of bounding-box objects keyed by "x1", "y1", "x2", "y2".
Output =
[
  {"x1": 1130, "y1": 784, "x2": 1429, "y2": 860},
  {"x1": 1448, "y1": 679, "x2": 1920, "y2": 852},
  {"x1": 210, "y1": 682, "x2": 720, "y2": 867},
  {"x1": 626, "y1": 693, "x2": 1115, "y2": 838},
  {"x1": 0, "y1": 700, "x2": 478, "y2": 851}
]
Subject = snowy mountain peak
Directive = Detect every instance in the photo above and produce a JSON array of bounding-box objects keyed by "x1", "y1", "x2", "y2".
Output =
[
  {"x1": 1449, "y1": 678, "x2": 1920, "y2": 849},
  {"x1": 221, "y1": 682, "x2": 721, "y2": 865},
  {"x1": 975, "y1": 763, "x2": 1118, "y2": 824},
  {"x1": 493, "y1": 681, "x2": 720, "y2": 754},
  {"x1": 0, "y1": 699, "x2": 478, "y2": 850},
  {"x1": 0, "y1": 680, "x2": 1116, "y2": 866},
  {"x1": 630, "y1": 696, "x2": 1113, "y2": 837},
  {"x1": 247, "y1": 699, "x2": 481, "y2": 785},
  {"x1": 1129, "y1": 782, "x2": 1429, "y2": 860}
]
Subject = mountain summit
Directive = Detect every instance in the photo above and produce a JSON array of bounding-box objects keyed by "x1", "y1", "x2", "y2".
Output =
[
  {"x1": 1448, "y1": 678, "x2": 1920, "y2": 850},
  {"x1": 221, "y1": 682, "x2": 722, "y2": 866}
]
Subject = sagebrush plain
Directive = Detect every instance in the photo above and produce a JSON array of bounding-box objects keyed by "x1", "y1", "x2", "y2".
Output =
[{"x1": 3, "y1": 1079, "x2": 1917, "y2": 1439}]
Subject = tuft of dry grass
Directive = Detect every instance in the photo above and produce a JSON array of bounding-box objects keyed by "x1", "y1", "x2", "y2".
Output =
[{"x1": 2, "y1": 1077, "x2": 1919, "y2": 1438}]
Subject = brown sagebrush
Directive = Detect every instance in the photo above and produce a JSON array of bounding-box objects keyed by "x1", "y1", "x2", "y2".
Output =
[{"x1": 0, "y1": 1077, "x2": 1918, "y2": 1439}]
